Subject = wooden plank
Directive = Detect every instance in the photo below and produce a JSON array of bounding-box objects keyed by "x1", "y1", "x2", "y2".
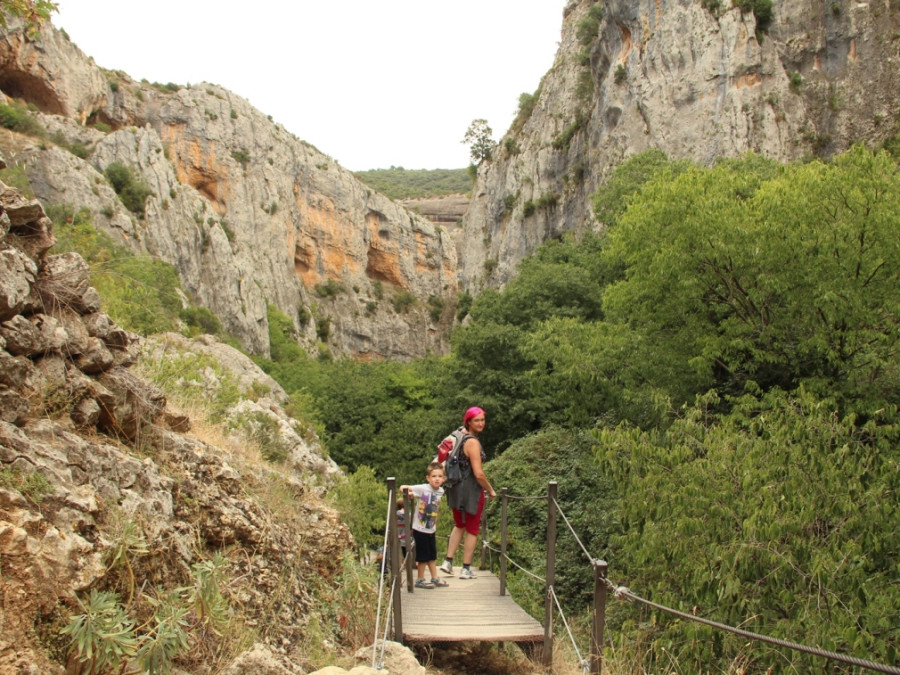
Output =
[{"x1": 399, "y1": 569, "x2": 544, "y2": 644}]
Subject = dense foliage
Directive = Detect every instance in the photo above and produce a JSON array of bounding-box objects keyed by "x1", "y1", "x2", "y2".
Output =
[
  {"x1": 353, "y1": 167, "x2": 471, "y2": 200},
  {"x1": 258, "y1": 145, "x2": 900, "y2": 672}
]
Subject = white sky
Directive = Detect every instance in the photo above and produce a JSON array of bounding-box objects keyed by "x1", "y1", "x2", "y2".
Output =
[{"x1": 53, "y1": 1, "x2": 565, "y2": 171}]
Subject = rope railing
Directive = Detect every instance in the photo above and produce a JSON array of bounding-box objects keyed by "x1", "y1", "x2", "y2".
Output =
[
  {"x1": 610, "y1": 584, "x2": 900, "y2": 675},
  {"x1": 549, "y1": 584, "x2": 591, "y2": 674},
  {"x1": 377, "y1": 479, "x2": 900, "y2": 675}
]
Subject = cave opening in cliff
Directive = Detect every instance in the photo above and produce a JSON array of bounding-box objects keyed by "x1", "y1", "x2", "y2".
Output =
[{"x1": 0, "y1": 70, "x2": 64, "y2": 115}]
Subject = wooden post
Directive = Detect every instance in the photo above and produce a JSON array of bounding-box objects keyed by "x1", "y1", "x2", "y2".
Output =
[
  {"x1": 590, "y1": 559, "x2": 608, "y2": 675},
  {"x1": 543, "y1": 481, "x2": 557, "y2": 667},
  {"x1": 404, "y1": 488, "x2": 414, "y2": 593},
  {"x1": 387, "y1": 478, "x2": 403, "y2": 641},
  {"x1": 499, "y1": 487, "x2": 508, "y2": 596}
]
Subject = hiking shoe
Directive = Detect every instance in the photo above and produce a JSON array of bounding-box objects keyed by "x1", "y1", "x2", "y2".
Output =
[
  {"x1": 415, "y1": 578, "x2": 434, "y2": 589},
  {"x1": 438, "y1": 559, "x2": 454, "y2": 576},
  {"x1": 431, "y1": 577, "x2": 449, "y2": 587},
  {"x1": 459, "y1": 567, "x2": 477, "y2": 580}
]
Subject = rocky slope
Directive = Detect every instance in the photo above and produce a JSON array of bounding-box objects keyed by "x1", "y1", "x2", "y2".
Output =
[
  {"x1": 459, "y1": 0, "x2": 900, "y2": 291},
  {"x1": 0, "y1": 167, "x2": 361, "y2": 672},
  {"x1": 0, "y1": 18, "x2": 458, "y2": 361}
]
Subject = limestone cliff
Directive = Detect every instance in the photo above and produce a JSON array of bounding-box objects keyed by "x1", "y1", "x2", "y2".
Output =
[
  {"x1": 460, "y1": 0, "x2": 900, "y2": 291},
  {"x1": 0, "y1": 19, "x2": 458, "y2": 360}
]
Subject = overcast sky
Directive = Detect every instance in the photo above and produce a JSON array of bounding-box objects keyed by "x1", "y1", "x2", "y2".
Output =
[{"x1": 53, "y1": 1, "x2": 565, "y2": 171}]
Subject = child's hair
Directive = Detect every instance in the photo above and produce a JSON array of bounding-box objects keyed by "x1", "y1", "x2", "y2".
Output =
[
  {"x1": 396, "y1": 497, "x2": 405, "y2": 509},
  {"x1": 427, "y1": 461, "x2": 445, "y2": 476}
]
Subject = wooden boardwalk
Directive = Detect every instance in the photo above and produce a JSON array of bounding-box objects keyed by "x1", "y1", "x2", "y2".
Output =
[{"x1": 398, "y1": 569, "x2": 544, "y2": 644}]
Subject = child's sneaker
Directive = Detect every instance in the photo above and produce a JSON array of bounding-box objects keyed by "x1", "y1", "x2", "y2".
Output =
[
  {"x1": 414, "y1": 578, "x2": 434, "y2": 589},
  {"x1": 438, "y1": 559, "x2": 454, "y2": 576},
  {"x1": 431, "y1": 577, "x2": 449, "y2": 587},
  {"x1": 459, "y1": 567, "x2": 477, "y2": 580}
]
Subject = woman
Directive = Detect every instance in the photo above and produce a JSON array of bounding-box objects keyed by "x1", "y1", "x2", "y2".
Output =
[{"x1": 438, "y1": 406, "x2": 496, "y2": 579}]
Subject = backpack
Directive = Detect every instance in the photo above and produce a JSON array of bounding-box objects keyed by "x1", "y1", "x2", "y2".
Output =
[{"x1": 435, "y1": 426, "x2": 472, "y2": 489}]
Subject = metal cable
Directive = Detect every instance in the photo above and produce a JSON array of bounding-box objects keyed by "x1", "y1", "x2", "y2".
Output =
[
  {"x1": 549, "y1": 585, "x2": 591, "y2": 674},
  {"x1": 371, "y1": 494, "x2": 394, "y2": 670},
  {"x1": 482, "y1": 542, "x2": 546, "y2": 583},
  {"x1": 375, "y1": 574, "x2": 396, "y2": 670},
  {"x1": 612, "y1": 585, "x2": 900, "y2": 675},
  {"x1": 552, "y1": 497, "x2": 594, "y2": 565}
]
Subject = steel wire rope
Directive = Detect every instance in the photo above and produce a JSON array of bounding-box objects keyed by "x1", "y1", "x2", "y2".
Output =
[
  {"x1": 374, "y1": 574, "x2": 397, "y2": 671},
  {"x1": 488, "y1": 490, "x2": 900, "y2": 674},
  {"x1": 552, "y1": 497, "x2": 594, "y2": 565},
  {"x1": 608, "y1": 583, "x2": 900, "y2": 674},
  {"x1": 549, "y1": 585, "x2": 591, "y2": 674},
  {"x1": 482, "y1": 541, "x2": 546, "y2": 583},
  {"x1": 371, "y1": 493, "x2": 395, "y2": 670}
]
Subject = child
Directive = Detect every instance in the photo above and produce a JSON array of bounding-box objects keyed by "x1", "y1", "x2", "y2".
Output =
[
  {"x1": 396, "y1": 497, "x2": 407, "y2": 560},
  {"x1": 400, "y1": 462, "x2": 449, "y2": 589}
]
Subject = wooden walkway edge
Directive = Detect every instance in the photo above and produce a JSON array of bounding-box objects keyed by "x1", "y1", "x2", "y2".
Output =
[{"x1": 399, "y1": 570, "x2": 544, "y2": 644}]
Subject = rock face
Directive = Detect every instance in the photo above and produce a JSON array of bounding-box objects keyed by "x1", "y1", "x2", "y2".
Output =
[
  {"x1": 0, "y1": 19, "x2": 458, "y2": 360},
  {"x1": 0, "y1": 174, "x2": 352, "y2": 673},
  {"x1": 459, "y1": 0, "x2": 900, "y2": 291}
]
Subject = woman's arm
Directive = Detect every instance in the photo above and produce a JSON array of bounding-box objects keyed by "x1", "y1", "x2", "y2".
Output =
[{"x1": 464, "y1": 438, "x2": 496, "y2": 498}]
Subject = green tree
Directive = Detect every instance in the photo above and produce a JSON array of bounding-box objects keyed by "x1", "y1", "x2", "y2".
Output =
[
  {"x1": 601, "y1": 147, "x2": 900, "y2": 412},
  {"x1": 332, "y1": 465, "x2": 388, "y2": 561},
  {"x1": 594, "y1": 388, "x2": 900, "y2": 671},
  {"x1": 462, "y1": 118, "x2": 495, "y2": 165},
  {"x1": 0, "y1": 0, "x2": 57, "y2": 35}
]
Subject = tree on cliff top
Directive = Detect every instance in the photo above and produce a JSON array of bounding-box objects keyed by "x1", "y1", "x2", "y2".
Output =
[{"x1": 0, "y1": 0, "x2": 57, "y2": 34}]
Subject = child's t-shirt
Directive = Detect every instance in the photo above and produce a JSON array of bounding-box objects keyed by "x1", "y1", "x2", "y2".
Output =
[
  {"x1": 396, "y1": 508, "x2": 406, "y2": 546},
  {"x1": 406, "y1": 484, "x2": 444, "y2": 534}
]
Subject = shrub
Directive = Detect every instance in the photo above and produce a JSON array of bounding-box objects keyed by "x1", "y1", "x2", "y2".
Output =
[
  {"x1": 104, "y1": 162, "x2": 154, "y2": 215},
  {"x1": 614, "y1": 64, "x2": 627, "y2": 85},
  {"x1": 179, "y1": 306, "x2": 222, "y2": 336},
  {"x1": 522, "y1": 200, "x2": 536, "y2": 217},
  {"x1": 314, "y1": 279, "x2": 344, "y2": 298},
  {"x1": 231, "y1": 149, "x2": 251, "y2": 168},
  {"x1": 552, "y1": 115, "x2": 585, "y2": 150},
  {"x1": 427, "y1": 295, "x2": 444, "y2": 322},
  {"x1": 535, "y1": 192, "x2": 558, "y2": 210},
  {"x1": 0, "y1": 102, "x2": 45, "y2": 137},
  {"x1": 456, "y1": 291, "x2": 473, "y2": 322},
  {"x1": 391, "y1": 291, "x2": 416, "y2": 313},
  {"x1": 315, "y1": 317, "x2": 331, "y2": 341},
  {"x1": 576, "y1": 5, "x2": 604, "y2": 47}
]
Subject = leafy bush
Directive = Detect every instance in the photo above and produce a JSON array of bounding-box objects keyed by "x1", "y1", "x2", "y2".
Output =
[
  {"x1": 331, "y1": 466, "x2": 388, "y2": 560},
  {"x1": 427, "y1": 295, "x2": 444, "y2": 322},
  {"x1": 595, "y1": 388, "x2": 900, "y2": 671},
  {"x1": 576, "y1": 4, "x2": 604, "y2": 47},
  {"x1": 179, "y1": 306, "x2": 222, "y2": 336},
  {"x1": 266, "y1": 304, "x2": 304, "y2": 363},
  {"x1": 314, "y1": 279, "x2": 344, "y2": 298},
  {"x1": 0, "y1": 101, "x2": 45, "y2": 137},
  {"x1": 551, "y1": 115, "x2": 585, "y2": 150},
  {"x1": 391, "y1": 290, "x2": 416, "y2": 313},
  {"x1": 231, "y1": 149, "x2": 251, "y2": 168},
  {"x1": 104, "y1": 162, "x2": 154, "y2": 215}
]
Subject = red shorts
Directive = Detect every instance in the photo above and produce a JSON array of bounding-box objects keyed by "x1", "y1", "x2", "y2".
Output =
[{"x1": 452, "y1": 491, "x2": 485, "y2": 535}]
